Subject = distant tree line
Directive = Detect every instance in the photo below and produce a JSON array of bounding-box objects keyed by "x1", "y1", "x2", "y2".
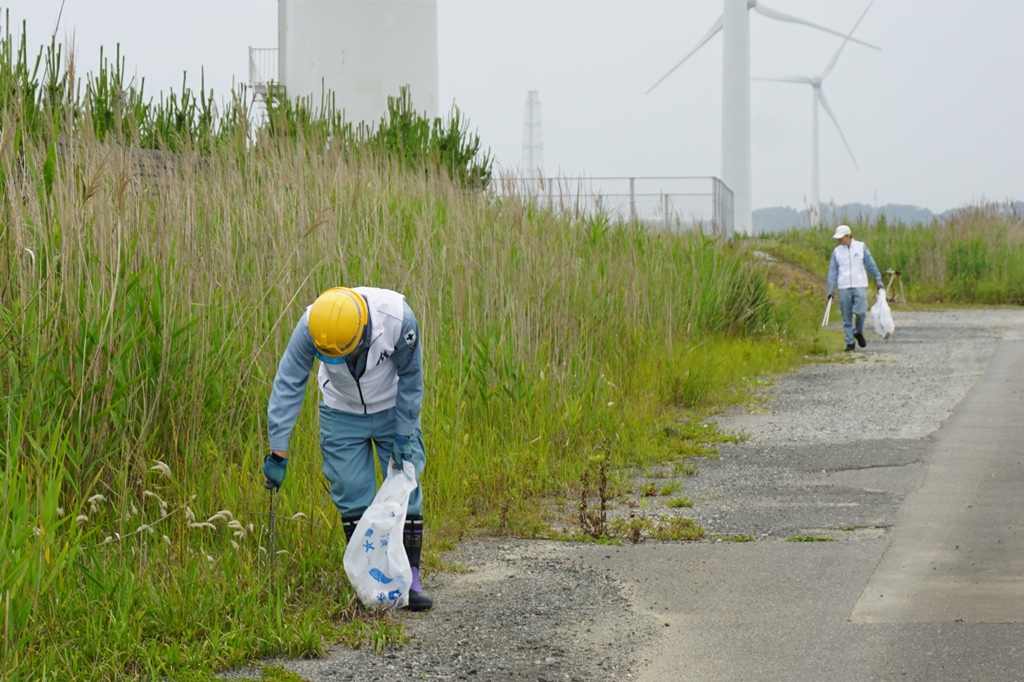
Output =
[{"x1": 754, "y1": 201, "x2": 1024, "y2": 234}]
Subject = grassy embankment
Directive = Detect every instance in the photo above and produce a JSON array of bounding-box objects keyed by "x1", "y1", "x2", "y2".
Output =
[
  {"x1": 765, "y1": 209, "x2": 1024, "y2": 305},
  {"x1": 2, "y1": 23, "x2": 824, "y2": 680}
]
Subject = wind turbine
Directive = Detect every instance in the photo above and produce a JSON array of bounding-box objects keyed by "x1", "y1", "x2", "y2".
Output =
[
  {"x1": 754, "y1": 2, "x2": 874, "y2": 227},
  {"x1": 647, "y1": 1, "x2": 880, "y2": 236}
]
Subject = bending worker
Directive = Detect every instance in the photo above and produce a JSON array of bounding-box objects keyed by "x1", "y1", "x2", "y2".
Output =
[
  {"x1": 263, "y1": 286, "x2": 432, "y2": 611},
  {"x1": 827, "y1": 224, "x2": 884, "y2": 352}
]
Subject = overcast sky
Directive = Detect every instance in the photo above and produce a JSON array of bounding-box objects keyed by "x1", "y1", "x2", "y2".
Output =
[{"x1": 10, "y1": 1, "x2": 1023, "y2": 212}]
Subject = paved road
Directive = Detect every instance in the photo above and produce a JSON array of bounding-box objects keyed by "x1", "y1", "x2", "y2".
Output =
[{"x1": 573, "y1": 315, "x2": 1024, "y2": 681}]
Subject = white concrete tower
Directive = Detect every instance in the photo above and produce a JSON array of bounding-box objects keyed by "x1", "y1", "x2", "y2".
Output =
[
  {"x1": 278, "y1": 0, "x2": 439, "y2": 127},
  {"x1": 721, "y1": 0, "x2": 752, "y2": 235}
]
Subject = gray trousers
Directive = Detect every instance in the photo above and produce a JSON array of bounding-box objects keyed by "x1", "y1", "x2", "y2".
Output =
[
  {"x1": 837, "y1": 287, "x2": 867, "y2": 344},
  {"x1": 318, "y1": 403, "x2": 425, "y2": 518}
]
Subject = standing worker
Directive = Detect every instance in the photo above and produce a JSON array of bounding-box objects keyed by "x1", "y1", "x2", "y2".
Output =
[
  {"x1": 262, "y1": 286, "x2": 432, "y2": 611},
  {"x1": 827, "y1": 225, "x2": 884, "y2": 352}
]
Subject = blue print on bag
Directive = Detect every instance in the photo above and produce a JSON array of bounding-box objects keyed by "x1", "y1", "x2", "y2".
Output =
[
  {"x1": 362, "y1": 528, "x2": 375, "y2": 552},
  {"x1": 369, "y1": 568, "x2": 394, "y2": 585},
  {"x1": 374, "y1": 589, "x2": 403, "y2": 605}
]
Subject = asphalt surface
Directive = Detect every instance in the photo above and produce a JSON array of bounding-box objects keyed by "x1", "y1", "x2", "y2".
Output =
[
  {"x1": 575, "y1": 309, "x2": 1024, "y2": 681},
  {"x1": 852, "y1": 328, "x2": 1024, "y2": 625}
]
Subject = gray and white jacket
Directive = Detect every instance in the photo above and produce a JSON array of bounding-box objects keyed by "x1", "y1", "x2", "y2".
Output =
[
  {"x1": 827, "y1": 239, "x2": 883, "y2": 295},
  {"x1": 267, "y1": 287, "x2": 423, "y2": 452}
]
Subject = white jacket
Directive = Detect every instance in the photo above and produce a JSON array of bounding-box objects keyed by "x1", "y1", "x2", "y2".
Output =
[
  {"x1": 828, "y1": 239, "x2": 882, "y2": 293},
  {"x1": 318, "y1": 287, "x2": 406, "y2": 415}
]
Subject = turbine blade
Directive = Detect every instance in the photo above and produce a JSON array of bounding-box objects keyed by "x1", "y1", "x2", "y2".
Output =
[
  {"x1": 753, "y1": 76, "x2": 814, "y2": 84},
  {"x1": 822, "y1": 1, "x2": 874, "y2": 79},
  {"x1": 754, "y1": 3, "x2": 881, "y2": 51},
  {"x1": 646, "y1": 15, "x2": 724, "y2": 95},
  {"x1": 817, "y1": 89, "x2": 859, "y2": 170}
]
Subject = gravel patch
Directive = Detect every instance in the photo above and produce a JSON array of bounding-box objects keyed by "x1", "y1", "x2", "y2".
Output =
[
  {"x1": 224, "y1": 308, "x2": 1024, "y2": 681},
  {"x1": 716, "y1": 310, "x2": 1019, "y2": 445},
  {"x1": 227, "y1": 540, "x2": 655, "y2": 682},
  {"x1": 652, "y1": 308, "x2": 1024, "y2": 540}
]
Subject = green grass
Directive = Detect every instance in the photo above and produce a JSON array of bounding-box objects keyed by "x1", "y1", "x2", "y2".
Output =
[
  {"x1": 786, "y1": 535, "x2": 835, "y2": 543},
  {"x1": 639, "y1": 484, "x2": 660, "y2": 498},
  {"x1": 674, "y1": 461, "x2": 701, "y2": 477},
  {"x1": 768, "y1": 210, "x2": 1024, "y2": 304},
  {"x1": 609, "y1": 515, "x2": 705, "y2": 543}
]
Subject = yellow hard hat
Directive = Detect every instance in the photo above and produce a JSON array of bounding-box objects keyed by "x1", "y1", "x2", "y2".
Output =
[{"x1": 308, "y1": 288, "x2": 368, "y2": 362}]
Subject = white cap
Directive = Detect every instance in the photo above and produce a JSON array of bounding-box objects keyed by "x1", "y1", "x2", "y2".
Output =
[{"x1": 832, "y1": 224, "x2": 852, "y2": 239}]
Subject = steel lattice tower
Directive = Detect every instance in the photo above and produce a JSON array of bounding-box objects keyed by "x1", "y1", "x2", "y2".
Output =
[{"x1": 520, "y1": 91, "x2": 544, "y2": 179}]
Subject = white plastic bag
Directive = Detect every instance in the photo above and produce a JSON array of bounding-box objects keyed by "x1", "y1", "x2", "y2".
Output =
[
  {"x1": 871, "y1": 291, "x2": 895, "y2": 339},
  {"x1": 343, "y1": 460, "x2": 418, "y2": 608}
]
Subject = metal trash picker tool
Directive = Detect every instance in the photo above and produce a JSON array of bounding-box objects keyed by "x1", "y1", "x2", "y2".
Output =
[
  {"x1": 268, "y1": 488, "x2": 277, "y2": 572},
  {"x1": 821, "y1": 296, "x2": 832, "y2": 327}
]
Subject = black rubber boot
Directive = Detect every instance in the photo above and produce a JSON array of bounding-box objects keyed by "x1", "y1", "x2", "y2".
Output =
[
  {"x1": 404, "y1": 515, "x2": 433, "y2": 611},
  {"x1": 342, "y1": 516, "x2": 361, "y2": 544},
  {"x1": 854, "y1": 333, "x2": 866, "y2": 348},
  {"x1": 845, "y1": 343, "x2": 855, "y2": 352}
]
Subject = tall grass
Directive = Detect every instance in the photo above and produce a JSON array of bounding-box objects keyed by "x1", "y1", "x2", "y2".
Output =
[
  {"x1": 772, "y1": 208, "x2": 1024, "y2": 304},
  {"x1": 0, "y1": 20, "x2": 802, "y2": 679}
]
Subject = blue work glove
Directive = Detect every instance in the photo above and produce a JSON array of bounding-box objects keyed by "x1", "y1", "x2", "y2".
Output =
[
  {"x1": 263, "y1": 453, "x2": 288, "y2": 490},
  {"x1": 392, "y1": 434, "x2": 413, "y2": 469}
]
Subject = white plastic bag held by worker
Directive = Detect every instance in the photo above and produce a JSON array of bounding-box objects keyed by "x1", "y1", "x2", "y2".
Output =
[
  {"x1": 871, "y1": 289, "x2": 895, "y2": 339},
  {"x1": 343, "y1": 459, "x2": 418, "y2": 608}
]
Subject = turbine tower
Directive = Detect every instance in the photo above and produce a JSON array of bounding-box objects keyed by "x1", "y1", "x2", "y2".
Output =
[
  {"x1": 755, "y1": 3, "x2": 873, "y2": 227},
  {"x1": 647, "y1": 0, "x2": 879, "y2": 236},
  {"x1": 521, "y1": 91, "x2": 544, "y2": 180}
]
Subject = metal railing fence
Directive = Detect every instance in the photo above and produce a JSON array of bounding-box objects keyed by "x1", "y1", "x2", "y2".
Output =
[
  {"x1": 248, "y1": 47, "x2": 278, "y2": 98},
  {"x1": 497, "y1": 176, "x2": 734, "y2": 238}
]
